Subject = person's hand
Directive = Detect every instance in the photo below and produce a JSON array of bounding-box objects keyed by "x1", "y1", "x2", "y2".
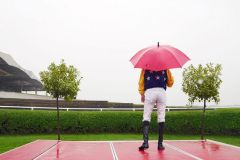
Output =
[{"x1": 141, "y1": 94, "x2": 145, "y2": 103}]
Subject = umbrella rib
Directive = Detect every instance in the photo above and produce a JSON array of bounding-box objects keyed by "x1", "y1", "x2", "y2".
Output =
[
  {"x1": 133, "y1": 46, "x2": 156, "y2": 65},
  {"x1": 163, "y1": 47, "x2": 183, "y2": 68}
]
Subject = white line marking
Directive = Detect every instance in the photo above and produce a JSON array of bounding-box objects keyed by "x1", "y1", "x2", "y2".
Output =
[
  {"x1": 33, "y1": 141, "x2": 60, "y2": 160},
  {"x1": 109, "y1": 142, "x2": 118, "y2": 160},
  {"x1": 207, "y1": 139, "x2": 240, "y2": 149},
  {"x1": 109, "y1": 142, "x2": 116, "y2": 160},
  {"x1": 164, "y1": 143, "x2": 203, "y2": 160}
]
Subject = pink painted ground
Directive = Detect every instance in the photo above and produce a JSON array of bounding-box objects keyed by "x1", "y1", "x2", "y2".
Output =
[{"x1": 0, "y1": 140, "x2": 239, "y2": 160}]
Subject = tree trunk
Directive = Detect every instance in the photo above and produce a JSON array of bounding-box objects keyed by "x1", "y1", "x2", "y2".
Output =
[
  {"x1": 201, "y1": 99, "x2": 206, "y2": 140},
  {"x1": 56, "y1": 96, "x2": 60, "y2": 141}
]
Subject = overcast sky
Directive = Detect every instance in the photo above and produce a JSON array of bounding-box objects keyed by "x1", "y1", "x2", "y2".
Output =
[{"x1": 0, "y1": 0, "x2": 240, "y2": 106}]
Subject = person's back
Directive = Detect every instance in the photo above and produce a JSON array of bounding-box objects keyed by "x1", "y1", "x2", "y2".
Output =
[
  {"x1": 144, "y1": 70, "x2": 168, "y2": 90},
  {"x1": 138, "y1": 69, "x2": 174, "y2": 150}
]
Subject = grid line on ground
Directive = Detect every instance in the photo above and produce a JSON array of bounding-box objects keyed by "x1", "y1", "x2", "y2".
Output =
[
  {"x1": 207, "y1": 139, "x2": 240, "y2": 149},
  {"x1": 32, "y1": 141, "x2": 60, "y2": 160},
  {"x1": 110, "y1": 142, "x2": 118, "y2": 160},
  {"x1": 164, "y1": 142, "x2": 203, "y2": 160}
]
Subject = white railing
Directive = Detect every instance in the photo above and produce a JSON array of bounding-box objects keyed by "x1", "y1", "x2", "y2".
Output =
[{"x1": 0, "y1": 105, "x2": 222, "y2": 112}]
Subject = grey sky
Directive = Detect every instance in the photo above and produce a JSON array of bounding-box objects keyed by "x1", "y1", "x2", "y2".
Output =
[{"x1": 0, "y1": 0, "x2": 240, "y2": 106}]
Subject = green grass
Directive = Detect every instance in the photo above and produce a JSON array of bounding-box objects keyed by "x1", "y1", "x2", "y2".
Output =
[{"x1": 0, "y1": 134, "x2": 239, "y2": 153}]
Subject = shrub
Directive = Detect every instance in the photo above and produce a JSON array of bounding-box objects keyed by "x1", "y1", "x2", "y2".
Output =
[{"x1": 0, "y1": 109, "x2": 239, "y2": 135}]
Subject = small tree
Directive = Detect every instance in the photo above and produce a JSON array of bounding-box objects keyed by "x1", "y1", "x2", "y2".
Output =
[
  {"x1": 40, "y1": 59, "x2": 81, "y2": 140},
  {"x1": 182, "y1": 63, "x2": 222, "y2": 140}
]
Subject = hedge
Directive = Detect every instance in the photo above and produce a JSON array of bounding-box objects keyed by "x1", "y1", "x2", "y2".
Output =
[{"x1": 0, "y1": 109, "x2": 239, "y2": 135}]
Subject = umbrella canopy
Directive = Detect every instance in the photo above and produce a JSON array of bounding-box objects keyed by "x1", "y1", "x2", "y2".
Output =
[{"x1": 130, "y1": 43, "x2": 190, "y2": 71}]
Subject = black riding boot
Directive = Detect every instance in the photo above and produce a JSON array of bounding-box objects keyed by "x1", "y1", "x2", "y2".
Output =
[
  {"x1": 139, "y1": 121, "x2": 150, "y2": 150},
  {"x1": 158, "y1": 122, "x2": 165, "y2": 150}
]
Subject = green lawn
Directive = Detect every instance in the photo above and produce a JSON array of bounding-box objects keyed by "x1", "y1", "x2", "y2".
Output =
[{"x1": 0, "y1": 134, "x2": 239, "y2": 153}]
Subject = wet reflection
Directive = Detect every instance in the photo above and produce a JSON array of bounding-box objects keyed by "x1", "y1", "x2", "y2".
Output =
[
  {"x1": 201, "y1": 141, "x2": 206, "y2": 149},
  {"x1": 139, "y1": 150, "x2": 149, "y2": 160},
  {"x1": 157, "y1": 149, "x2": 165, "y2": 159},
  {"x1": 56, "y1": 143, "x2": 60, "y2": 159},
  {"x1": 210, "y1": 144, "x2": 220, "y2": 151},
  {"x1": 201, "y1": 141, "x2": 220, "y2": 151}
]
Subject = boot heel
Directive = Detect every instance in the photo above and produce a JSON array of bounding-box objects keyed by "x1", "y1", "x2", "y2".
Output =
[
  {"x1": 139, "y1": 143, "x2": 149, "y2": 150},
  {"x1": 158, "y1": 143, "x2": 165, "y2": 150}
]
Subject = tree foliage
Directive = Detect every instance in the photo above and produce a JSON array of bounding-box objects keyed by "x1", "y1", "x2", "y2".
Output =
[
  {"x1": 39, "y1": 59, "x2": 81, "y2": 140},
  {"x1": 39, "y1": 59, "x2": 81, "y2": 101},
  {"x1": 182, "y1": 63, "x2": 222, "y2": 104}
]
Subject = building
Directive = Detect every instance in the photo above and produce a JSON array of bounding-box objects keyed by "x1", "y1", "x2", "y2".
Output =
[{"x1": 0, "y1": 51, "x2": 43, "y2": 92}]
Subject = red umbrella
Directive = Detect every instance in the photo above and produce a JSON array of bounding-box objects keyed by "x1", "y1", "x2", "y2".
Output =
[{"x1": 130, "y1": 42, "x2": 190, "y2": 71}]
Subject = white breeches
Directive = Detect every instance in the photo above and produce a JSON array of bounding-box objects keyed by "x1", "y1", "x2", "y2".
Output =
[{"x1": 143, "y1": 88, "x2": 166, "y2": 123}]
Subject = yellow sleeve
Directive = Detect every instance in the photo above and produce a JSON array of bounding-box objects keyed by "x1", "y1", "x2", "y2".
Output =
[
  {"x1": 166, "y1": 69, "x2": 174, "y2": 87},
  {"x1": 138, "y1": 70, "x2": 145, "y2": 95}
]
